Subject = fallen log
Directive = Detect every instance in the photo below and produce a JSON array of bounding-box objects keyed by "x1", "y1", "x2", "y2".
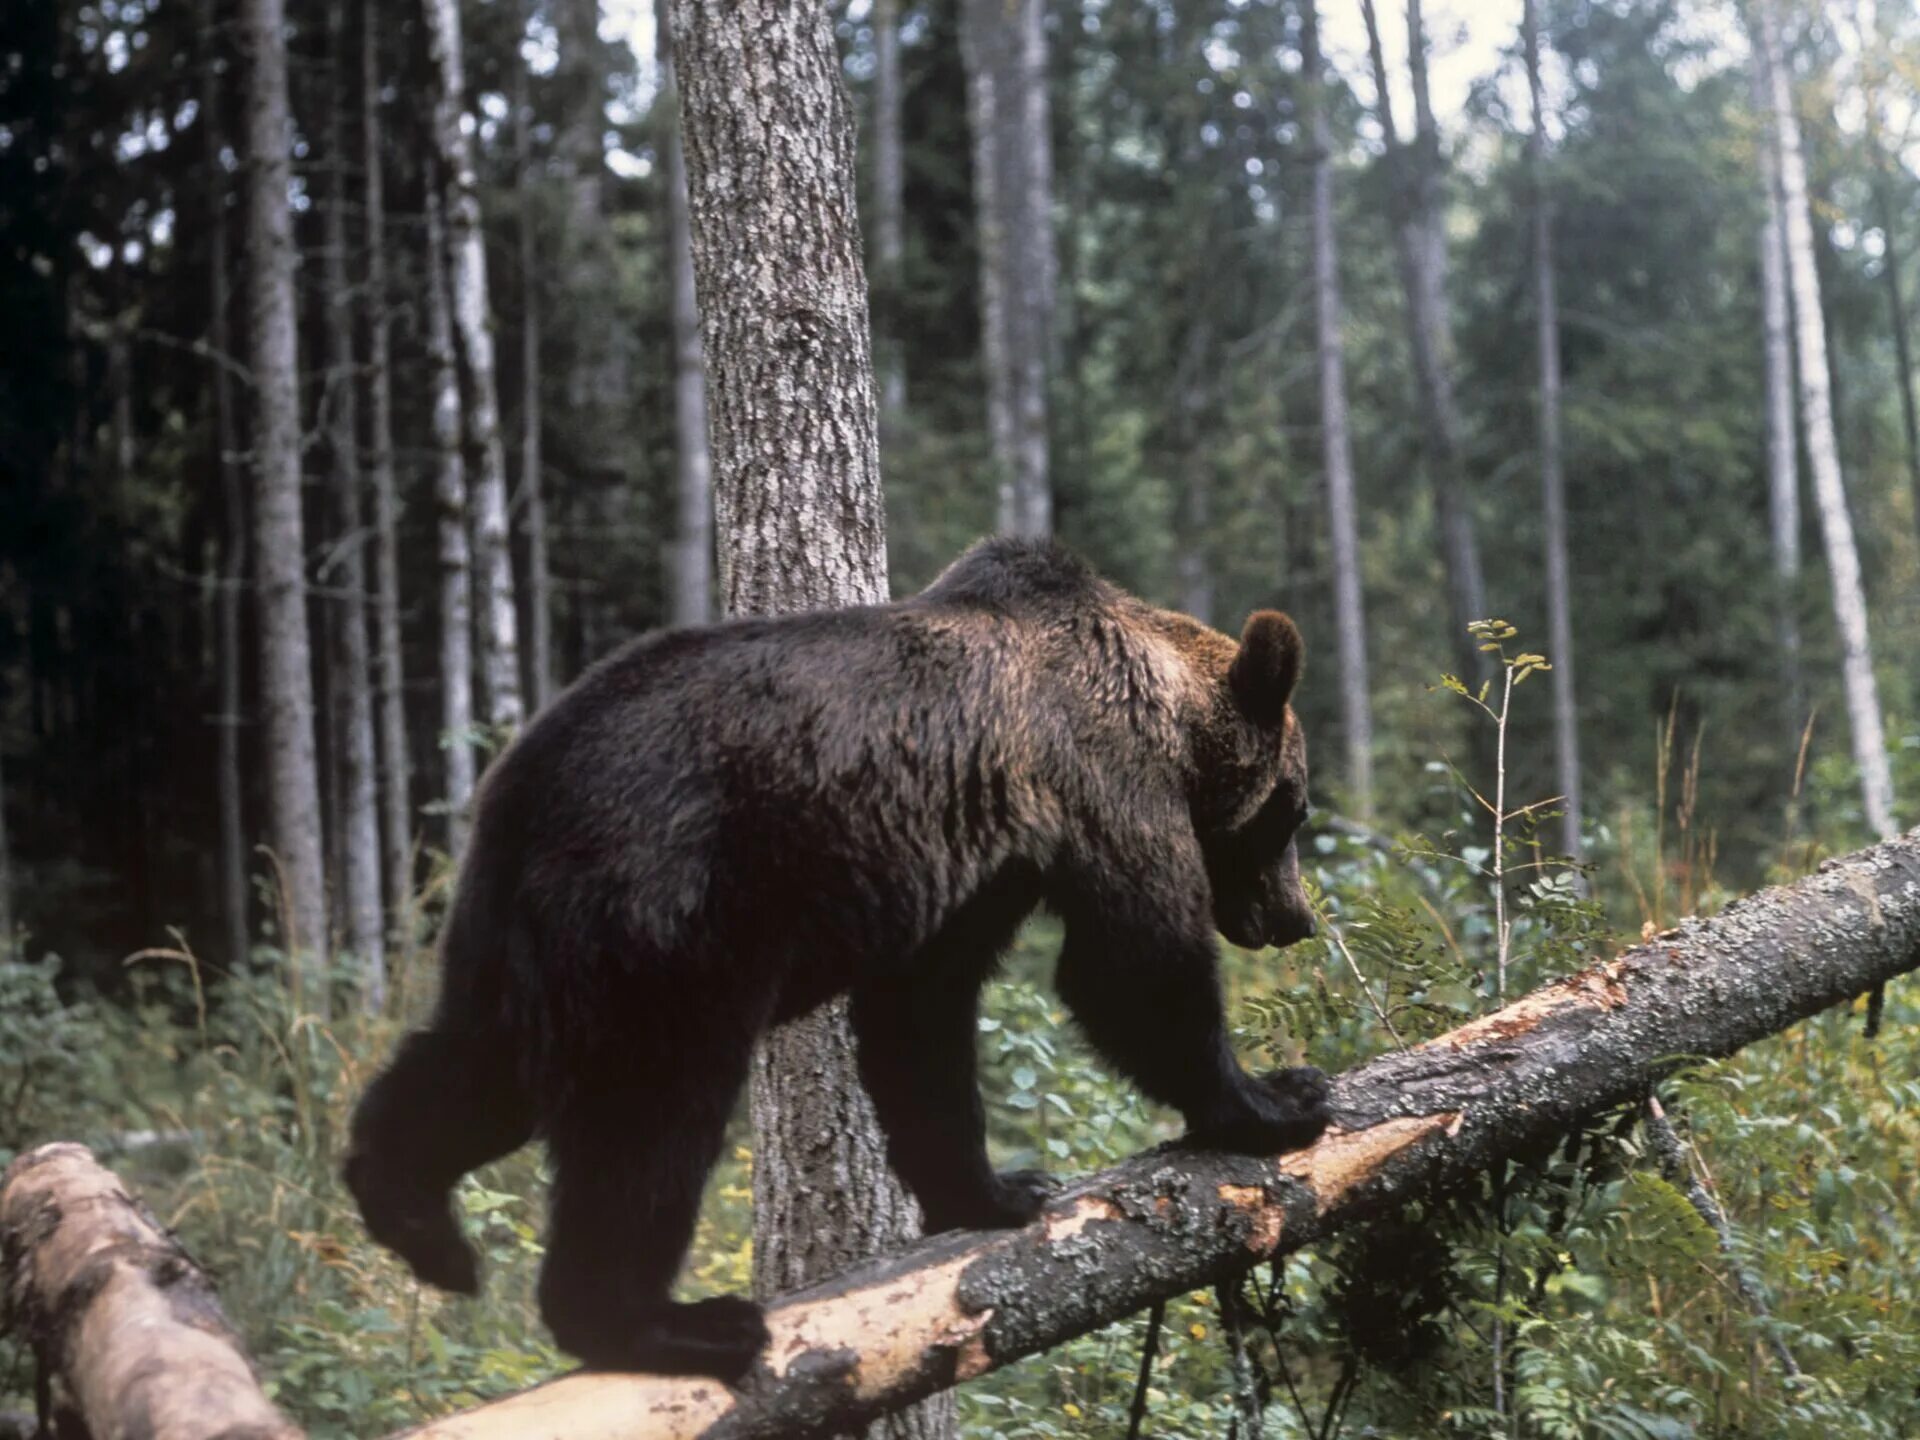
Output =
[
  {"x1": 405, "y1": 827, "x2": 1920, "y2": 1440},
  {"x1": 0, "y1": 1142, "x2": 298, "y2": 1440}
]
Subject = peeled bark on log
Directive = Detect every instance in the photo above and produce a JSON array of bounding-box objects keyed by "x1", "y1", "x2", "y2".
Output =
[
  {"x1": 0, "y1": 1143, "x2": 298, "y2": 1440},
  {"x1": 407, "y1": 829, "x2": 1920, "y2": 1440}
]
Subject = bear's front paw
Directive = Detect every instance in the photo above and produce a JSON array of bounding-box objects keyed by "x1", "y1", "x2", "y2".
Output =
[
  {"x1": 1185, "y1": 1067, "x2": 1332, "y2": 1156},
  {"x1": 921, "y1": 1168, "x2": 1060, "y2": 1233}
]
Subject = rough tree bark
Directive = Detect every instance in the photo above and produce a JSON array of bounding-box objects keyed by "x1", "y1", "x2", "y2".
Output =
[
  {"x1": 202, "y1": 0, "x2": 250, "y2": 970},
  {"x1": 1524, "y1": 0, "x2": 1582, "y2": 861},
  {"x1": 424, "y1": 0, "x2": 523, "y2": 733},
  {"x1": 324, "y1": 0, "x2": 385, "y2": 999},
  {"x1": 961, "y1": 0, "x2": 1054, "y2": 539},
  {"x1": 426, "y1": 176, "x2": 477, "y2": 857},
  {"x1": 656, "y1": 0, "x2": 713, "y2": 630},
  {"x1": 405, "y1": 827, "x2": 1920, "y2": 1440},
  {"x1": 0, "y1": 1144, "x2": 299, "y2": 1440},
  {"x1": 873, "y1": 0, "x2": 907, "y2": 428},
  {"x1": 665, "y1": 4, "x2": 949, "y2": 1436},
  {"x1": 362, "y1": 0, "x2": 413, "y2": 925},
  {"x1": 1359, "y1": 0, "x2": 1489, "y2": 687},
  {"x1": 513, "y1": 12, "x2": 555, "y2": 709},
  {"x1": 1749, "y1": 52, "x2": 1807, "y2": 760},
  {"x1": 1302, "y1": 0, "x2": 1374, "y2": 820},
  {"x1": 1754, "y1": 1, "x2": 1898, "y2": 840},
  {"x1": 240, "y1": 0, "x2": 328, "y2": 990}
]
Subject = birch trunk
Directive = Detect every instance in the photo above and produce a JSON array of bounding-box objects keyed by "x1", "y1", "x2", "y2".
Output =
[
  {"x1": 656, "y1": 0, "x2": 712, "y2": 630},
  {"x1": 362, "y1": 0, "x2": 412, "y2": 915},
  {"x1": 666, "y1": 4, "x2": 950, "y2": 1435},
  {"x1": 1302, "y1": 0, "x2": 1374, "y2": 820},
  {"x1": 426, "y1": 178, "x2": 477, "y2": 858},
  {"x1": 324, "y1": 0, "x2": 384, "y2": 999},
  {"x1": 424, "y1": 0, "x2": 523, "y2": 733},
  {"x1": 1359, "y1": 0, "x2": 1489, "y2": 686},
  {"x1": 1525, "y1": 0, "x2": 1582, "y2": 860},
  {"x1": 1754, "y1": 1, "x2": 1898, "y2": 840},
  {"x1": 961, "y1": 0, "x2": 1053, "y2": 539},
  {"x1": 513, "y1": 28, "x2": 554, "y2": 708},
  {"x1": 874, "y1": 0, "x2": 907, "y2": 427},
  {"x1": 240, "y1": 0, "x2": 327, "y2": 991},
  {"x1": 1750, "y1": 54, "x2": 1806, "y2": 758},
  {"x1": 203, "y1": 0, "x2": 250, "y2": 969}
]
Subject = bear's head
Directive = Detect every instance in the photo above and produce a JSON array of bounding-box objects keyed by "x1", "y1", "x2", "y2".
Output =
[{"x1": 1195, "y1": 611, "x2": 1315, "y2": 951}]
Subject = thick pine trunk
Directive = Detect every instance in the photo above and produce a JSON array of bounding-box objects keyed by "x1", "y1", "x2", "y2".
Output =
[
  {"x1": 1359, "y1": 0, "x2": 1489, "y2": 687},
  {"x1": 1754, "y1": 1, "x2": 1898, "y2": 840},
  {"x1": 873, "y1": 0, "x2": 907, "y2": 427},
  {"x1": 512, "y1": 28, "x2": 555, "y2": 709},
  {"x1": 413, "y1": 828, "x2": 1920, "y2": 1440},
  {"x1": 426, "y1": 178, "x2": 477, "y2": 857},
  {"x1": 240, "y1": 0, "x2": 328, "y2": 991},
  {"x1": 961, "y1": 0, "x2": 1053, "y2": 539},
  {"x1": 1749, "y1": 55, "x2": 1806, "y2": 761},
  {"x1": 324, "y1": 0, "x2": 384, "y2": 1000},
  {"x1": 656, "y1": 0, "x2": 713, "y2": 629},
  {"x1": 203, "y1": 0, "x2": 250, "y2": 969},
  {"x1": 1525, "y1": 0, "x2": 1582, "y2": 861},
  {"x1": 665, "y1": 5, "x2": 950, "y2": 1436},
  {"x1": 1302, "y1": 0, "x2": 1374, "y2": 819},
  {"x1": 362, "y1": 0, "x2": 412, "y2": 917},
  {"x1": 424, "y1": 0, "x2": 523, "y2": 733}
]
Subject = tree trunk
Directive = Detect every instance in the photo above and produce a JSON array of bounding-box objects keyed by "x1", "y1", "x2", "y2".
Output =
[
  {"x1": 1754, "y1": 0, "x2": 1898, "y2": 840},
  {"x1": 873, "y1": 0, "x2": 907, "y2": 428},
  {"x1": 665, "y1": 5, "x2": 949, "y2": 1436},
  {"x1": 1749, "y1": 53, "x2": 1806, "y2": 761},
  {"x1": 1524, "y1": 0, "x2": 1582, "y2": 861},
  {"x1": 1866, "y1": 141, "x2": 1920, "y2": 560},
  {"x1": 513, "y1": 20, "x2": 555, "y2": 709},
  {"x1": 362, "y1": 0, "x2": 412, "y2": 918},
  {"x1": 0, "y1": 1145, "x2": 299, "y2": 1440},
  {"x1": 424, "y1": 0, "x2": 524, "y2": 733},
  {"x1": 426, "y1": 176, "x2": 477, "y2": 857},
  {"x1": 961, "y1": 0, "x2": 1053, "y2": 539},
  {"x1": 324, "y1": 0, "x2": 384, "y2": 1001},
  {"x1": 240, "y1": 0, "x2": 328, "y2": 991},
  {"x1": 1302, "y1": 0, "x2": 1374, "y2": 820},
  {"x1": 656, "y1": 0, "x2": 713, "y2": 630},
  {"x1": 203, "y1": 0, "x2": 250, "y2": 970},
  {"x1": 1359, "y1": 0, "x2": 1489, "y2": 686},
  {"x1": 414, "y1": 826, "x2": 1920, "y2": 1440}
]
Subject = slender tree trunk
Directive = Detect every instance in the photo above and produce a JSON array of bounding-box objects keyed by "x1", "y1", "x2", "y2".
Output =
[
  {"x1": 1524, "y1": 0, "x2": 1581, "y2": 860},
  {"x1": 1302, "y1": 0, "x2": 1374, "y2": 820},
  {"x1": 362, "y1": 0, "x2": 412, "y2": 918},
  {"x1": 656, "y1": 0, "x2": 712, "y2": 629},
  {"x1": 1359, "y1": 0, "x2": 1489, "y2": 686},
  {"x1": 1867, "y1": 143, "x2": 1920, "y2": 557},
  {"x1": 203, "y1": 0, "x2": 250, "y2": 970},
  {"x1": 1754, "y1": 0, "x2": 1898, "y2": 840},
  {"x1": 512, "y1": 26, "x2": 554, "y2": 708},
  {"x1": 423, "y1": 0, "x2": 523, "y2": 733},
  {"x1": 666, "y1": 5, "x2": 950, "y2": 1436},
  {"x1": 873, "y1": 0, "x2": 907, "y2": 428},
  {"x1": 961, "y1": 0, "x2": 1053, "y2": 539},
  {"x1": 324, "y1": 0, "x2": 384, "y2": 999},
  {"x1": 1750, "y1": 54, "x2": 1806, "y2": 759},
  {"x1": 426, "y1": 176, "x2": 477, "y2": 857},
  {"x1": 240, "y1": 0, "x2": 327, "y2": 991}
]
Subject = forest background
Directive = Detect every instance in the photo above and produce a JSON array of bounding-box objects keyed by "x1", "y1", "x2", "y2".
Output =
[{"x1": 2, "y1": 0, "x2": 1919, "y2": 1435}]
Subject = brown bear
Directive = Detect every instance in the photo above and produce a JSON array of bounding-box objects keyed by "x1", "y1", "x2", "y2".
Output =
[{"x1": 344, "y1": 537, "x2": 1328, "y2": 1382}]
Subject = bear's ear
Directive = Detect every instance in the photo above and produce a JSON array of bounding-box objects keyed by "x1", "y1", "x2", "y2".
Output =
[{"x1": 1228, "y1": 611, "x2": 1302, "y2": 725}]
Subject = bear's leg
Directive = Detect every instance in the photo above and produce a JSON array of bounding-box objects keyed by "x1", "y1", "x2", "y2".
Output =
[
  {"x1": 344, "y1": 1027, "x2": 536, "y2": 1294},
  {"x1": 850, "y1": 975, "x2": 1055, "y2": 1233},
  {"x1": 536, "y1": 1024, "x2": 768, "y2": 1382},
  {"x1": 1054, "y1": 893, "x2": 1330, "y2": 1155}
]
